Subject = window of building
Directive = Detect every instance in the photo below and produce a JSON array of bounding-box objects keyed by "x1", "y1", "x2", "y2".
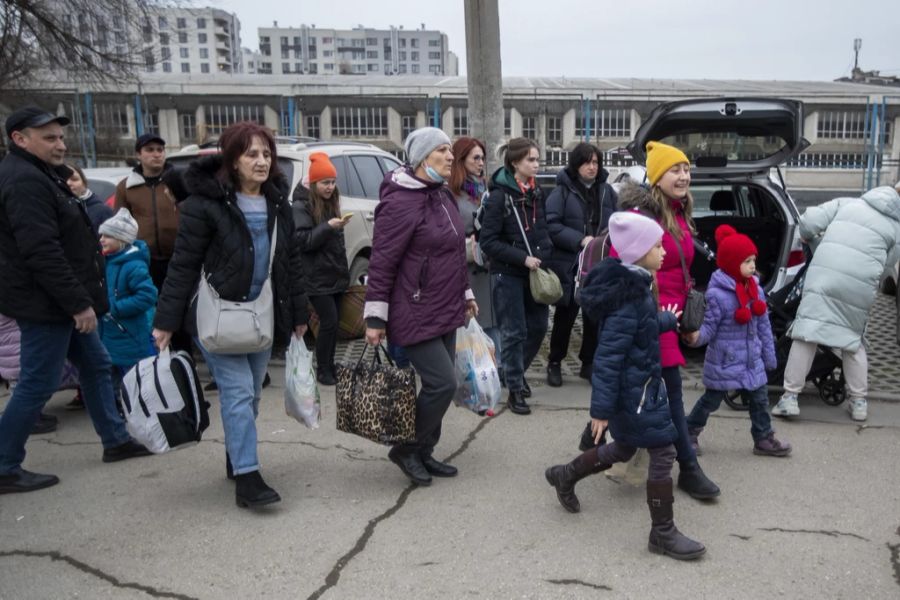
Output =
[
  {"x1": 401, "y1": 115, "x2": 416, "y2": 141},
  {"x1": 366, "y1": 50, "x2": 378, "y2": 58},
  {"x1": 817, "y1": 111, "x2": 867, "y2": 140},
  {"x1": 366, "y1": 37, "x2": 378, "y2": 46},
  {"x1": 504, "y1": 108, "x2": 511, "y2": 136},
  {"x1": 206, "y1": 104, "x2": 263, "y2": 135},
  {"x1": 282, "y1": 62, "x2": 290, "y2": 73},
  {"x1": 788, "y1": 152, "x2": 868, "y2": 169},
  {"x1": 178, "y1": 32, "x2": 188, "y2": 43},
  {"x1": 198, "y1": 33, "x2": 207, "y2": 43},
  {"x1": 142, "y1": 109, "x2": 159, "y2": 134},
  {"x1": 547, "y1": 116, "x2": 562, "y2": 146},
  {"x1": 323, "y1": 50, "x2": 333, "y2": 57},
  {"x1": 143, "y1": 31, "x2": 153, "y2": 43},
  {"x1": 322, "y1": 37, "x2": 333, "y2": 44},
  {"x1": 324, "y1": 63, "x2": 334, "y2": 71},
  {"x1": 428, "y1": 64, "x2": 441, "y2": 75},
  {"x1": 351, "y1": 39, "x2": 365, "y2": 48},
  {"x1": 576, "y1": 108, "x2": 631, "y2": 138},
  {"x1": 176, "y1": 17, "x2": 186, "y2": 29},
  {"x1": 305, "y1": 115, "x2": 320, "y2": 139},
  {"x1": 160, "y1": 33, "x2": 169, "y2": 45},
  {"x1": 330, "y1": 106, "x2": 388, "y2": 137},
  {"x1": 144, "y1": 50, "x2": 155, "y2": 68},
  {"x1": 281, "y1": 47, "x2": 290, "y2": 59},
  {"x1": 399, "y1": 51, "x2": 407, "y2": 61},
  {"x1": 368, "y1": 64, "x2": 379, "y2": 72},
  {"x1": 398, "y1": 64, "x2": 407, "y2": 74},
  {"x1": 199, "y1": 48, "x2": 208, "y2": 59},
  {"x1": 197, "y1": 17, "x2": 207, "y2": 28},
  {"x1": 522, "y1": 116, "x2": 537, "y2": 140},
  {"x1": 308, "y1": 63, "x2": 317, "y2": 74},
  {"x1": 411, "y1": 64, "x2": 419, "y2": 74},
  {"x1": 411, "y1": 38, "x2": 419, "y2": 48},
  {"x1": 280, "y1": 36, "x2": 288, "y2": 46},
  {"x1": 259, "y1": 62, "x2": 272, "y2": 74},
  {"x1": 95, "y1": 103, "x2": 129, "y2": 136},
  {"x1": 114, "y1": 31, "x2": 126, "y2": 44},
  {"x1": 384, "y1": 64, "x2": 392, "y2": 74},
  {"x1": 352, "y1": 64, "x2": 366, "y2": 73},
  {"x1": 179, "y1": 47, "x2": 189, "y2": 58},
  {"x1": 158, "y1": 16, "x2": 168, "y2": 29},
  {"x1": 428, "y1": 39, "x2": 440, "y2": 47},
  {"x1": 179, "y1": 112, "x2": 196, "y2": 142},
  {"x1": 428, "y1": 51, "x2": 441, "y2": 59},
  {"x1": 411, "y1": 51, "x2": 419, "y2": 61},
  {"x1": 162, "y1": 62, "x2": 172, "y2": 73},
  {"x1": 181, "y1": 63, "x2": 190, "y2": 73},
  {"x1": 294, "y1": 62, "x2": 301, "y2": 72},
  {"x1": 308, "y1": 48, "x2": 317, "y2": 59},
  {"x1": 201, "y1": 63, "x2": 210, "y2": 73},
  {"x1": 454, "y1": 107, "x2": 469, "y2": 136},
  {"x1": 399, "y1": 38, "x2": 407, "y2": 47},
  {"x1": 161, "y1": 47, "x2": 171, "y2": 60}
]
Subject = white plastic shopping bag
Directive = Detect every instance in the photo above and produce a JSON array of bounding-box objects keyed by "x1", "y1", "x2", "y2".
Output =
[
  {"x1": 454, "y1": 319, "x2": 501, "y2": 415},
  {"x1": 285, "y1": 337, "x2": 320, "y2": 429}
]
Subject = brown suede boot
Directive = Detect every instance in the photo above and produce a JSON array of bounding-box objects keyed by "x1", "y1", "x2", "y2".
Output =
[
  {"x1": 646, "y1": 478, "x2": 706, "y2": 560},
  {"x1": 544, "y1": 447, "x2": 609, "y2": 513}
]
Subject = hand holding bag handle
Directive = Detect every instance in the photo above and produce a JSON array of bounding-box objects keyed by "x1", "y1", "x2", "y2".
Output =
[{"x1": 508, "y1": 194, "x2": 563, "y2": 305}]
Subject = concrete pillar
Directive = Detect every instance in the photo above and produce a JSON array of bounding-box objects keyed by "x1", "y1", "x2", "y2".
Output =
[
  {"x1": 125, "y1": 103, "x2": 137, "y2": 139},
  {"x1": 629, "y1": 109, "x2": 641, "y2": 139},
  {"x1": 387, "y1": 107, "x2": 402, "y2": 148},
  {"x1": 195, "y1": 105, "x2": 207, "y2": 143},
  {"x1": 510, "y1": 108, "x2": 522, "y2": 138},
  {"x1": 320, "y1": 106, "x2": 332, "y2": 140},
  {"x1": 415, "y1": 110, "x2": 427, "y2": 128},
  {"x1": 158, "y1": 108, "x2": 180, "y2": 149},
  {"x1": 263, "y1": 105, "x2": 280, "y2": 132},
  {"x1": 465, "y1": 0, "x2": 504, "y2": 175},
  {"x1": 442, "y1": 107, "x2": 454, "y2": 136},
  {"x1": 804, "y1": 111, "x2": 818, "y2": 144},
  {"x1": 562, "y1": 108, "x2": 577, "y2": 149},
  {"x1": 537, "y1": 108, "x2": 548, "y2": 154}
]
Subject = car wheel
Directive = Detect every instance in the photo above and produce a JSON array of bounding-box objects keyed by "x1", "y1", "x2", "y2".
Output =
[{"x1": 348, "y1": 256, "x2": 369, "y2": 287}]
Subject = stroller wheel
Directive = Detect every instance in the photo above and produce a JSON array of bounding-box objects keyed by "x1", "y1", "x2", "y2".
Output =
[
  {"x1": 815, "y1": 371, "x2": 847, "y2": 406},
  {"x1": 724, "y1": 390, "x2": 749, "y2": 411}
]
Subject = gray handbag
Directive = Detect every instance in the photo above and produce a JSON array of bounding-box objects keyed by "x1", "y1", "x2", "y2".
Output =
[
  {"x1": 196, "y1": 219, "x2": 278, "y2": 353},
  {"x1": 672, "y1": 237, "x2": 706, "y2": 333},
  {"x1": 509, "y1": 195, "x2": 563, "y2": 305}
]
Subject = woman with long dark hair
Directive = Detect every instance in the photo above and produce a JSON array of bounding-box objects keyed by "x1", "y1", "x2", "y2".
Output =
[
  {"x1": 293, "y1": 152, "x2": 349, "y2": 385},
  {"x1": 544, "y1": 142, "x2": 617, "y2": 387},
  {"x1": 479, "y1": 137, "x2": 552, "y2": 416},
  {"x1": 153, "y1": 122, "x2": 308, "y2": 509}
]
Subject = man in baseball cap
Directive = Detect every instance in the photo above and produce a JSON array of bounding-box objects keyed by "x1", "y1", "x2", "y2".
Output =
[{"x1": 4, "y1": 106, "x2": 71, "y2": 138}]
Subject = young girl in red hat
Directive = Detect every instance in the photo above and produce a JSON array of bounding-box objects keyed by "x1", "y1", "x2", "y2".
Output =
[{"x1": 683, "y1": 225, "x2": 791, "y2": 457}]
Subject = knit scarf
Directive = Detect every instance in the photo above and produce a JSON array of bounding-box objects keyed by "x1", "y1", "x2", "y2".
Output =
[
  {"x1": 734, "y1": 276, "x2": 767, "y2": 324},
  {"x1": 462, "y1": 176, "x2": 486, "y2": 205}
]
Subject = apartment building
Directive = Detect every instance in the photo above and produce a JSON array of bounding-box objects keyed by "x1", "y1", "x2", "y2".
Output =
[
  {"x1": 256, "y1": 23, "x2": 458, "y2": 76},
  {"x1": 140, "y1": 7, "x2": 243, "y2": 75}
]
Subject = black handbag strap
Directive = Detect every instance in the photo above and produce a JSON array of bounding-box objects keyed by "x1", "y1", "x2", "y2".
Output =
[
  {"x1": 671, "y1": 235, "x2": 694, "y2": 291},
  {"x1": 354, "y1": 343, "x2": 396, "y2": 369},
  {"x1": 508, "y1": 194, "x2": 534, "y2": 257}
]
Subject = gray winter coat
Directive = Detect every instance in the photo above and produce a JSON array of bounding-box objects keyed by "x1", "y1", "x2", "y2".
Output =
[{"x1": 790, "y1": 186, "x2": 900, "y2": 352}]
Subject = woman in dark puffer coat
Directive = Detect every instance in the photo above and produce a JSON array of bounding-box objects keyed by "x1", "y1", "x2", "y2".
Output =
[
  {"x1": 545, "y1": 211, "x2": 705, "y2": 561},
  {"x1": 153, "y1": 122, "x2": 308, "y2": 509}
]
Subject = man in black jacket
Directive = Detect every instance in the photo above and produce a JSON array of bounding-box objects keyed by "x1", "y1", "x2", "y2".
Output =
[{"x1": 0, "y1": 107, "x2": 151, "y2": 495}]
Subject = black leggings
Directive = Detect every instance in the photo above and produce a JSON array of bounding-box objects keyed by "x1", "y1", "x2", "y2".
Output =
[
  {"x1": 309, "y1": 293, "x2": 342, "y2": 374},
  {"x1": 595, "y1": 440, "x2": 677, "y2": 481}
]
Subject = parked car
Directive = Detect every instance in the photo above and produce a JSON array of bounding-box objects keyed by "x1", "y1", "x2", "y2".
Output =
[
  {"x1": 82, "y1": 167, "x2": 131, "y2": 207},
  {"x1": 881, "y1": 259, "x2": 900, "y2": 346},
  {"x1": 623, "y1": 97, "x2": 810, "y2": 295},
  {"x1": 167, "y1": 141, "x2": 403, "y2": 287}
]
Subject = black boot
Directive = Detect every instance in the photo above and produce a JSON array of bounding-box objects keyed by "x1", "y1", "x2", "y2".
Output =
[
  {"x1": 546, "y1": 362, "x2": 562, "y2": 387},
  {"x1": 388, "y1": 446, "x2": 432, "y2": 486},
  {"x1": 521, "y1": 381, "x2": 532, "y2": 398},
  {"x1": 646, "y1": 478, "x2": 706, "y2": 560},
  {"x1": 544, "y1": 447, "x2": 609, "y2": 513},
  {"x1": 677, "y1": 460, "x2": 720, "y2": 500},
  {"x1": 420, "y1": 454, "x2": 458, "y2": 477},
  {"x1": 235, "y1": 470, "x2": 281, "y2": 508},
  {"x1": 578, "y1": 420, "x2": 608, "y2": 452},
  {"x1": 507, "y1": 390, "x2": 531, "y2": 415},
  {"x1": 226, "y1": 452, "x2": 235, "y2": 481}
]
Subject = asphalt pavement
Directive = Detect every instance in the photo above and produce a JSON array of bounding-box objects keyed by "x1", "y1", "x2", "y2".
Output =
[{"x1": 1, "y1": 363, "x2": 899, "y2": 599}]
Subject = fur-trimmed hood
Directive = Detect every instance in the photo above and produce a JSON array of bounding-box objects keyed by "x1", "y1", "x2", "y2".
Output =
[
  {"x1": 616, "y1": 181, "x2": 661, "y2": 219},
  {"x1": 183, "y1": 154, "x2": 289, "y2": 202},
  {"x1": 579, "y1": 257, "x2": 653, "y2": 322}
]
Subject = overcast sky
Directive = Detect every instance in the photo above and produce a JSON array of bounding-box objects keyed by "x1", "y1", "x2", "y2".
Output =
[{"x1": 213, "y1": 0, "x2": 899, "y2": 81}]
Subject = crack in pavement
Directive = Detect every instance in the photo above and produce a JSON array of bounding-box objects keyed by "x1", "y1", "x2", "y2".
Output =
[
  {"x1": 545, "y1": 578, "x2": 612, "y2": 591},
  {"x1": 758, "y1": 527, "x2": 870, "y2": 541},
  {"x1": 856, "y1": 425, "x2": 887, "y2": 434},
  {"x1": 729, "y1": 534, "x2": 752, "y2": 541},
  {"x1": 0, "y1": 550, "x2": 198, "y2": 599},
  {"x1": 305, "y1": 414, "x2": 498, "y2": 600}
]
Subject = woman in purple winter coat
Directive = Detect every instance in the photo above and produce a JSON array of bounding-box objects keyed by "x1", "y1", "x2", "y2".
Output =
[
  {"x1": 364, "y1": 127, "x2": 477, "y2": 487},
  {"x1": 683, "y1": 225, "x2": 791, "y2": 457}
]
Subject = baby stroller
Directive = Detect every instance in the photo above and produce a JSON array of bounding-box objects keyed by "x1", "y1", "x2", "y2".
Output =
[{"x1": 724, "y1": 249, "x2": 846, "y2": 410}]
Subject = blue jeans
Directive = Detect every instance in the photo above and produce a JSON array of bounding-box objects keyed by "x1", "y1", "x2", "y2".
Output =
[
  {"x1": 492, "y1": 273, "x2": 549, "y2": 392},
  {"x1": 196, "y1": 340, "x2": 271, "y2": 475},
  {"x1": 0, "y1": 320, "x2": 130, "y2": 474},
  {"x1": 687, "y1": 385, "x2": 772, "y2": 442}
]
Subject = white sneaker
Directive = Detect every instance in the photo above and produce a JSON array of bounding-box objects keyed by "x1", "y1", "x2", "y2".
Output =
[
  {"x1": 772, "y1": 393, "x2": 800, "y2": 417},
  {"x1": 847, "y1": 398, "x2": 867, "y2": 421}
]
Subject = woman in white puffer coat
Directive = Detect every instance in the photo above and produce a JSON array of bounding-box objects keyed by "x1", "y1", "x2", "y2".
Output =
[{"x1": 772, "y1": 184, "x2": 900, "y2": 422}]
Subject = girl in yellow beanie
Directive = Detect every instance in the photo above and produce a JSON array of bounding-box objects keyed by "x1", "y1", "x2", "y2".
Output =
[{"x1": 633, "y1": 141, "x2": 721, "y2": 501}]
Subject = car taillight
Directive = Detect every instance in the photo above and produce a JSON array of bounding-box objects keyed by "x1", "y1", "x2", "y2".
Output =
[{"x1": 787, "y1": 250, "x2": 805, "y2": 268}]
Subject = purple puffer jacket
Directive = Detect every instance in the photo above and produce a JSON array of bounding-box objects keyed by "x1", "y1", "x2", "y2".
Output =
[
  {"x1": 0, "y1": 314, "x2": 20, "y2": 381},
  {"x1": 364, "y1": 167, "x2": 472, "y2": 347},
  {"x1": 695, "y1": 269, "x2": 776, "y2": 391}
]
